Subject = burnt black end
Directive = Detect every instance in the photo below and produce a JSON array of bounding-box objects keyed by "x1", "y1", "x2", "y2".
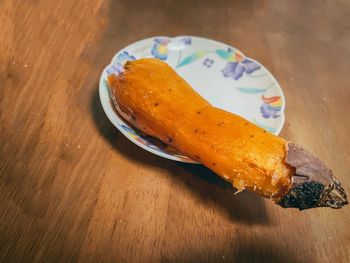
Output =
[
  {"x1": 279, "y1": 181, "x2": 324, "y2": 209},
  {"x1": 278, "y1": 142, "x2": 348, "y2": 210},
  {"x1": 279, "y1": 178, "x2": 348, "y2": 210}
]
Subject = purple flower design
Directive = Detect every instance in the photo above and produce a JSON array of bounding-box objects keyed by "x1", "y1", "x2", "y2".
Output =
[
  {"x1": 106, "y1": 51, "x2": 136, "y2": 75},
  {"x1": 260, "y1": 104, "x2": 280, "y2": 118},
  {"x1": 222, "y1": 58, "x2": 261, "y2": 80},
  {"x1": 116, "y1": 51, "x2": 136, "y2": 64},
  {"x1": 106, "y1": 63, "x2": 123, "y2": 75},
  {"x1": 180, "y1": 37, "x2": 191, "y2": 46},
  {"x1": 151, "y1": 37, "x2": 171, "y2": 60},
  {"x1": 260, "y1": 96, "x2": 282, "y2": 119},
  {"x1": 203, "y1": 58, "x2": 214, "y2": 68},
  {"x1": 152, "y1": 37, "x2": 191, "y2": 60}
]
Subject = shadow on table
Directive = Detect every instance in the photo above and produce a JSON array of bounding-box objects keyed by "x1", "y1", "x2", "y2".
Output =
[
  {"x1": 161, "y1": 237, "x2": 308, "y2": 263},
  {"x1": 92, "y1": 80, "x2": 268, "y2": 225},
  {"x1": 176, "y1": 163, "x2": 269, "y2": 225}
]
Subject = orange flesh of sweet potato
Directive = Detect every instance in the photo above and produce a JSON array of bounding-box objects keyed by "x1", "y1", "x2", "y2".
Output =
[{"x1": 108, "y1": 58, "x2": 292, "y2": 200}]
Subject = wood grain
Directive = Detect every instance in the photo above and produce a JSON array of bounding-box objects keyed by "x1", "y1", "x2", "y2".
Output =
[{"x1": 0, "y1": 0, "x2": 349, "y2": 262}]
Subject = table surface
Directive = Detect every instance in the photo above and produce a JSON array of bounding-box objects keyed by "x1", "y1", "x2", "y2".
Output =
[{"x1": 1, "y1": 0, "x2": 350, "y2": 262}]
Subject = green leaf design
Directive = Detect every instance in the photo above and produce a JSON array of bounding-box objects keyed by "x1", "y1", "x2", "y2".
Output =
[
  {"x1": 176, "y1": 51, "x2": 209, "y2": 68},
  {"x1": 236, "y1": 87, "x2": 267, "y2": 93},
  {"x1": 215, "y1": 49, "x2": 235, "y2": 61},
  {"x1": 246, "y1": 72, "x2": 268, "y2": 78},
  {"x1": 237, "y1": 83, "x2": 275, "y2": 93}
]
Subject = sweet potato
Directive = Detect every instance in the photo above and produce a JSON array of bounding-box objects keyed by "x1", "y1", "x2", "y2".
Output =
[{"x1": 107, "y1": 58, "x2": 347, "y2": 209}]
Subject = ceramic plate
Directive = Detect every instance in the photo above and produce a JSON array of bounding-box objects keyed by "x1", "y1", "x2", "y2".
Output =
[{"x1": 99, "y1": 36, "x2": 285, "y2": 163}]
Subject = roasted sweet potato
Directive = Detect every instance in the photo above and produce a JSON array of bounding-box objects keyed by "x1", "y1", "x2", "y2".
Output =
[{"x1": 107, "y1": 58, "x2": 347, "y2": 209}]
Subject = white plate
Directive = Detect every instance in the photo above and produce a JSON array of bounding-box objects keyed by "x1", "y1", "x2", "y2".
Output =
[{"x1": 99, "y1": 36, "x2": 285, "y2": 163}]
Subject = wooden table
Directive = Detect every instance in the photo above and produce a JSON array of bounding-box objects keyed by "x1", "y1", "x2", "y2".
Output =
[{"x1": 1, "y1": 0, "x2": 349, "y2": 262}]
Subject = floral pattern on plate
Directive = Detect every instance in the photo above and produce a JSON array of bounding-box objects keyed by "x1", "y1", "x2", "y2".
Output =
[
  {"x1": 151, "y1": 37, "x2": 191, "y2": 60},
  {"x1": 260, "y1": 95, "x2": 282, "y2": 119},
  {"x1": 106, "y1": 51, "x2": 136, "y2": 75}
]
